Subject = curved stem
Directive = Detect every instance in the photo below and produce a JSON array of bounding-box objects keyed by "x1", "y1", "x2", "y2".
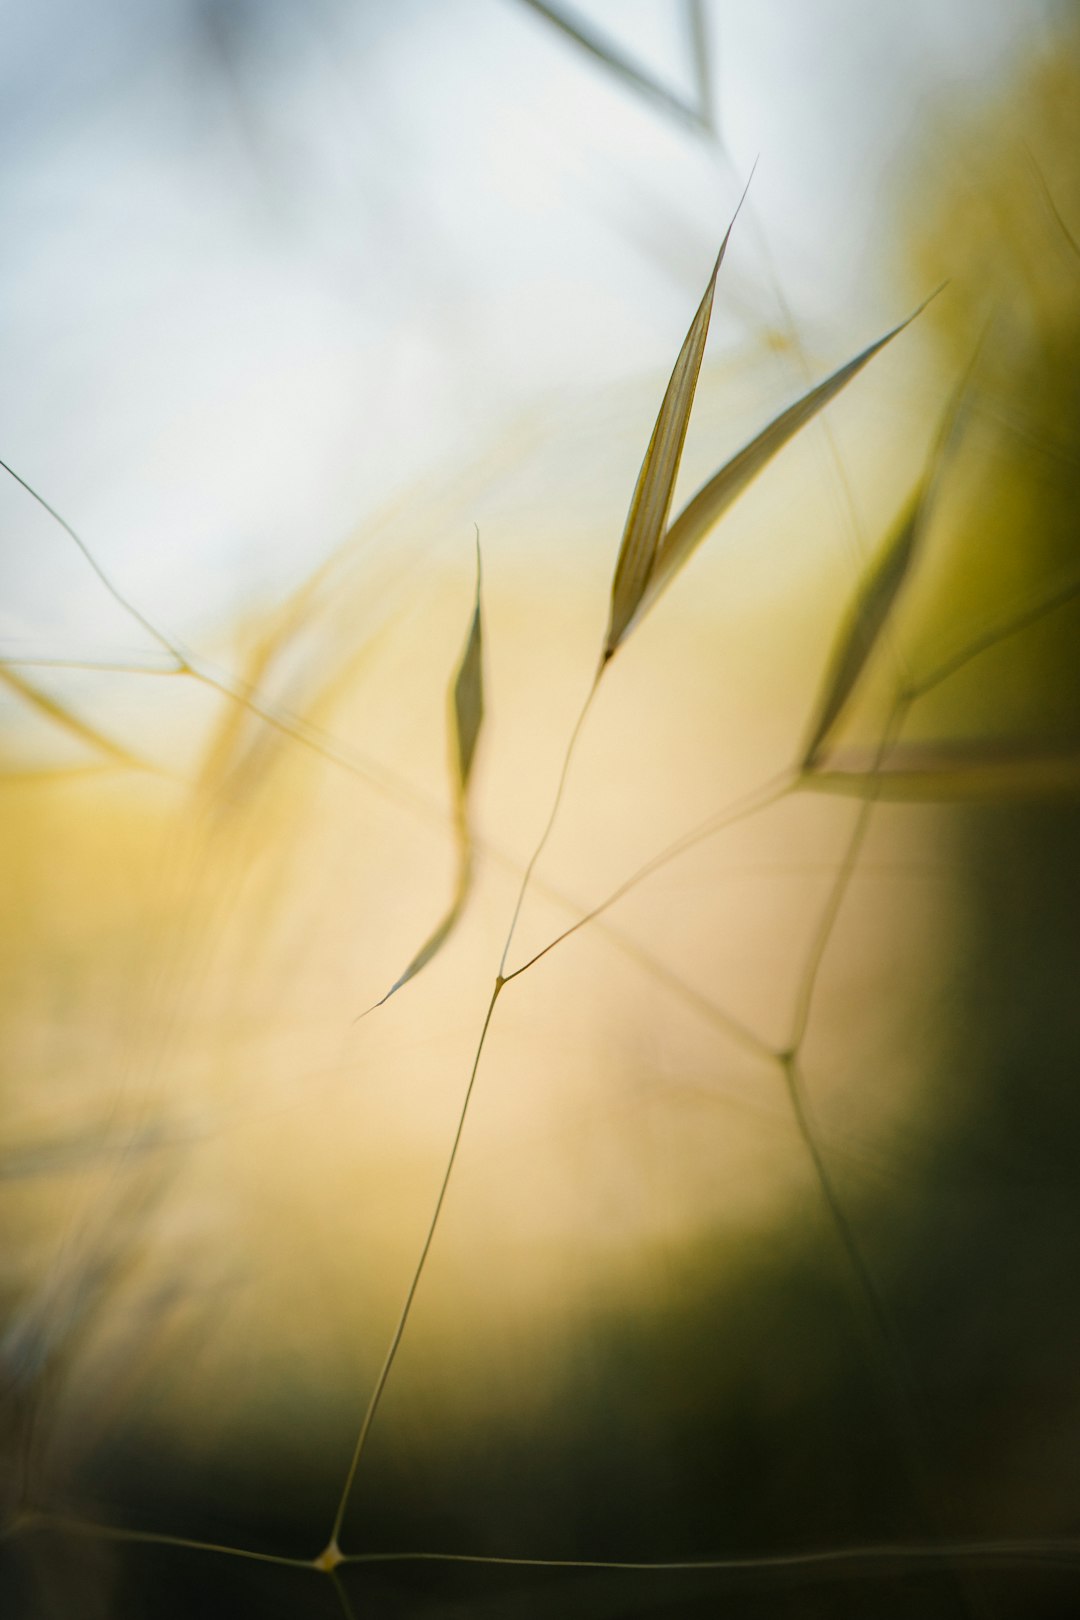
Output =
[
  {"x1": 9, "y1": 1511, "x2": 312, "y2": 1570},
  {"x1": 327, "y1": 980, "x2": 504, "y2": 1549},
  {"x1": 504, "y1": 768, "x2": 794, "y2": 991},
  {"x1": 336, "y1": 1537, "x2": 1080, "y2": 1575},
  {"x1": 499, "y1": 671, "x2": 601, "y2": 976}
]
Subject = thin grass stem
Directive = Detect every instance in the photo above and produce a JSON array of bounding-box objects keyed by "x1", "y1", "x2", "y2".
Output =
[
  {"x1": 517, "y1": 0, "x2": 708, "y2": 133},
  {"x1": 498, "y1": 672, "x2": 601, "y2": 976},
  {"x1": 906, "y1": 572, "x2": 1080, "y2": 700},
  {"x1": 503, "y1": 768, "x2": 794, "y2": 990},
  {"x1": 335, "y1": 1538, "x2": 1080, "y2": 1574},
  {"x1": 0, "y1": 654, "x2": 180, "y2": 676},
  {"x1": 327, "y1": 980, "x2": 505, "y2": 1549},
  {"x1": 330, "y1": 1568, "x2": 360, "y2": 1619},
  {"x1": 785, "y1": 694, "x2": 986, "y2": 1618},
  {"x1": 10, "y1": 1511, "x2": 313, "y2": 1570},
  {"x1": 0, "y1": 458, "x2": 185, "y2": 664},
  {"x1": 1022, "y1": 141, "x2": 1080, "y2": 266},
  {"x1": 787, "y1": 701, "x2": 909, "y2": 1052}
]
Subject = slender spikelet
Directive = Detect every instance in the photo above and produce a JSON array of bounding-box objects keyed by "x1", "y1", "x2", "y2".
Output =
[
  {"x1": 634, "y1": 294, "x2": 941, "y2": 640},
  {"x1": 602, "y1": 172, "x2": 754, "y2": 660},
  {"x1": 800, "y1": 492, "x2": 925, "y2": 772},
  {"x1": 363, "y1": 541, "x2": 485, "y2": 1012},
  {"x1": 801, "y1": 322, "x2": 974, "y2": 770}
]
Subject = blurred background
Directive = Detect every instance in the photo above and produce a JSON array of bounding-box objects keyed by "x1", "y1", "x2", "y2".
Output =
[{"x1": 2, "y1": 2, "x2": 1079, "y2": 1615}]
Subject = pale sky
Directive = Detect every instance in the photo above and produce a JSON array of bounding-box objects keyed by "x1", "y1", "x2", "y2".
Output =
[{"x1": 0, "y1": 0, "x2": 1050, "y2": 652}]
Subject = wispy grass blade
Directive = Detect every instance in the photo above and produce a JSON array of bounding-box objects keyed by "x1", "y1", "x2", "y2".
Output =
[
  {"x1": 370, "y1": 897, "x2": 467, "y2": 1010},
  {"x1": 801, "y1": 330, "x2": 980, "y2": 769},
  {"x1": 800, "y1": 492, "x2": 924, "y2": 771},
  {"x1": 363, "y1": 546, "x2": 484, "y2": 1013},
  {"x1": 685, "y1": 0, "x2": 717, "y2": 138},
  {"x1": 1023, "y1": 141, "x2": 1080, "y2": 267},
  {"x1": 603, "y1": 177, "x2": 752, "y2": 660},
  {"x1": 0, "y1": 763, "x2": 117, "y2": 788},
  {"x1": 0, "y1": 664, "x2": 148, "y2": 771},
  {"x1": 452, "y1": 549, "x2": 484, "y2": 792},
  {"x1": 804, "y1": 738, "x2": 1080, "y2": 802},
  {"x1": 518, "y1": 0, "x2": 708, "y2": 134},
  {"x1": 632, "y1": 295, "x2": 939, "y2": 636}
]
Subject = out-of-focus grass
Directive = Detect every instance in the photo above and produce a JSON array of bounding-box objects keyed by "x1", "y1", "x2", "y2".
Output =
[{"x1": 3, "y1": 10, "x2": 1080, "y2": 1620}]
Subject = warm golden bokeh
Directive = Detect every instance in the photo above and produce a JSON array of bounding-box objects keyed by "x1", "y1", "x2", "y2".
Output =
[{"x1": 3, "y1": 6, "x2": 1080, "y2": 1619}]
